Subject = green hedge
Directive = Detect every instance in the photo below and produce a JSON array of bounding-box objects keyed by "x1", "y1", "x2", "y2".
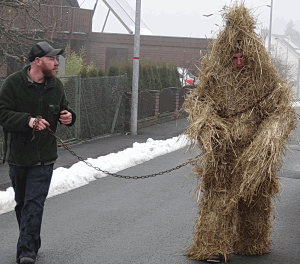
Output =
[
  {"x1": 78, "y1": 60, "x2": 181, "y2": 92},
  {"x1": 109, "y1": 60, "x2": 181, "y2": 92}
]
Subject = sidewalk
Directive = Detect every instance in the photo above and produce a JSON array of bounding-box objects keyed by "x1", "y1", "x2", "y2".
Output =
[{"x1": 0, "y1": 118, "x2": 189, "y2": 191}]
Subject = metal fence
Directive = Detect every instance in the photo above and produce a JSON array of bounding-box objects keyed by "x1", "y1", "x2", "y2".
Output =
[
  {"x1": 56, "y1": 75, "x2": 130, "y2": 142},
  {"x1": 0, "y1": 75, "x2": 131, "y2": 156},
  {"x1": 159, "y1": 88, "x2": 175, "y2": 113},
  {"x1": 0, "y1": 74, "x2": 191, "y2": 159},
  {"x1": 138, "y1": 91, "x2": 155, "y2": 119},
  {"x1": 137, "y1": 86, "x2": 193, "y2": 119}
]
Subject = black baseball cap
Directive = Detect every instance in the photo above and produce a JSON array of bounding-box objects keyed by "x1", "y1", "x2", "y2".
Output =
[{"x1": 28, "y1": 41, "x2": 64, "y2": 62}]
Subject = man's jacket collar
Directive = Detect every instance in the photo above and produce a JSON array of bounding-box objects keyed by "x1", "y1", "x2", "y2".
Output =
[{"x1": 22, "y1": 65, "x2": 55, "y2": 88}]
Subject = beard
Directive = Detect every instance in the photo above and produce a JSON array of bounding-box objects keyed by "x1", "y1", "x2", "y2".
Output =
[
  {"x1": 42, "y1": 68, "x2": 56, "y2": 78},
  {"x1": 40, "y1": 61, "x2": 56, "y2": 78}
]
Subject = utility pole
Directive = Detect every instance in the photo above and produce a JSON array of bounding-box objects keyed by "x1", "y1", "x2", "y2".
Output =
[
  {"x1": 268, "y1": 0, "x2": 273, "y2": 53},
  {"x1": 297, "y1": 58, "x2": 300, "y2": 100},
  {"x1": 130, "y1": 0, "x2": 141, "y2": 135}
]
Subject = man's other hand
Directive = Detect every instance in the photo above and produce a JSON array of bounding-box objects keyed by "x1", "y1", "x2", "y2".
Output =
[{"x1": 59, "y1": 110, "x2": 72, "y2": 125}]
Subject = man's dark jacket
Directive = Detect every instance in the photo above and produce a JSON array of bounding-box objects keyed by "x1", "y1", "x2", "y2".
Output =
[{"x1": 0, "y1": 65, "x2": 76, "y2": 165}]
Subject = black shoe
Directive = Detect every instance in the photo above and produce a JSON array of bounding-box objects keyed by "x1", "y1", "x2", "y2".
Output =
[
  {"x1": 206, "y1": 254, "x2": 224, "y2": 263},
  {"x1": 19, "y1": 257, "x2": 35, "y2": 264}
]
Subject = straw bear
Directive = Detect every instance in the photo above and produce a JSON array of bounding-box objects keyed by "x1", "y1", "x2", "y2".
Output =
[{"x1": 183, "y1": 4, "x2": 297, "y2": 262}]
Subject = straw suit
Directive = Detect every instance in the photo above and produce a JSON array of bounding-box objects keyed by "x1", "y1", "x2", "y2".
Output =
[{"x1": 183, "y1": 4, "x2": 296, "y2": 262}]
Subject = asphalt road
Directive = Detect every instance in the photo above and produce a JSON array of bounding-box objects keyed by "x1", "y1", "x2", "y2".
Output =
[
  {"x1": 0, "y1": 115, "x2": 300, "y2": 263},
  {"x1": 0, "y1": 146, "x2": 300, "y2": 263}
]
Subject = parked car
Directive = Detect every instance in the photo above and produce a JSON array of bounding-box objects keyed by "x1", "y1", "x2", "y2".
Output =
[{"x1": 177, "y1": 67, "x2": 199, "y2": 86}]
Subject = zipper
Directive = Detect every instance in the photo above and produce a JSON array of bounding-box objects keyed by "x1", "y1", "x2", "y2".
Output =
[
  {"x1": 37, "y1": 84, "x2": 44, "y2": 163},
  {"x1": 36, "y1": 81, "x2": 53, "y2": 163}
]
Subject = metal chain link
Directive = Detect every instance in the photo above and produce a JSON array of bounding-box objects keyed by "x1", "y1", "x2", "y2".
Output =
[
  {"x1": 32, "y1": 116, "x2": 199, "y2": 179},
  {"x1": 31, "y1": 117, "x2": 41, "y2": 141}
]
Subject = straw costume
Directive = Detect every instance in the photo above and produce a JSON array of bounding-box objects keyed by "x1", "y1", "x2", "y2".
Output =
[{"x1": 183, "y1": 4, "x2": 296, "y2": 263}]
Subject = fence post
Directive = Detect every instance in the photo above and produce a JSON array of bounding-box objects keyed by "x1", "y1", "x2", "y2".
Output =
[
  {"x1": 75, "y1": 74, "x2": 81, "y2": 140},
  {"x1": 111, "y1": 95, "x2": 123, "y2": 134},
  {"x1": 149, "y1": 90, "x2": 159, "y2": 120},
  {"x1": 124, "y1": 92, "x2": 132, "y2": 132},
  {"x1": 170, "y1": 87, "x2": 180, "y2": 118}
]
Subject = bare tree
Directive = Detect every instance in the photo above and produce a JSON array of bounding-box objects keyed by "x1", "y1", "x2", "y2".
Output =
[
  {"x1": 271, "y1": 55, "x2": 296, "y2": 81},
  {"x1": 0, "y1": 0, "x2": 45, "y2": 65},
  {"x1": 284, "y1": 20, "x2": 300, "y2": 38}
]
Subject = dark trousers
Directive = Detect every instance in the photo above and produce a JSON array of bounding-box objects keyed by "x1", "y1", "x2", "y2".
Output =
[{"x1": 9, "y1": 164, "x2": 53, "y2": 262}]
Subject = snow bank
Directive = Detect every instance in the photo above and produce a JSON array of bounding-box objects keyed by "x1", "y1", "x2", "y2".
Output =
[{"x1": 0, "y1": 135, "x2": 190, "y2": 215}]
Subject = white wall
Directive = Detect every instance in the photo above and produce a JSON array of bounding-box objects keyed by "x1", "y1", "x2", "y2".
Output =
[{"x1": 269, "y1": 35, "x2": 300, "y2": 100}]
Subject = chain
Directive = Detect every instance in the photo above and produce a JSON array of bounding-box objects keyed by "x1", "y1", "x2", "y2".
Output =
[
  {"x1": 31, "y1": 116, "x2": 41, "y2": 141},
  {"x1": 31, "y1": 116, "x2": 199, "y2": 179}
]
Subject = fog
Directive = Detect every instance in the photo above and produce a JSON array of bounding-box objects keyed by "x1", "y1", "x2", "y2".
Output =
[{"x1": 80, "y1": 0, "x2": 300, "y2": 38}]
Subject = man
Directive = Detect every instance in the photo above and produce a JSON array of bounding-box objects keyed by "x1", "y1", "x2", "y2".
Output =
[
  {"x1": 0, "y1": 41, "x2": 76, "y2": 264},
  {"x1": 232, "y1": 52, "x2": 244, "y2": 70}
]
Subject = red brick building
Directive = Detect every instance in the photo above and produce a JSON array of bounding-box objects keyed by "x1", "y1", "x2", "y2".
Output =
[
  {"x1": 0, "y1": 0, "x2": 93, "y2": 77},
  {"x1": 0, "y1": 0, "x2": 210, "y2": 77},
  {"x1": 90, "y1": 33, "x2": 209, "y2": 72}
]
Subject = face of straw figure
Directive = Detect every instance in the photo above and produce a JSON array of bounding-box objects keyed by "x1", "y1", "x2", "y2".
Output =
[{"x1": 232, "y1": 52, "x2": 245, "y2": 70}]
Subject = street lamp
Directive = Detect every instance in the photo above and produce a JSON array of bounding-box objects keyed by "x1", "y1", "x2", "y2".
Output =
[
  {"x1": 131, "y1": 0, "x2": 141, "y2": 135},
  {"x1": 267, "y1": 0, "x2": 273, "y2": 53}
]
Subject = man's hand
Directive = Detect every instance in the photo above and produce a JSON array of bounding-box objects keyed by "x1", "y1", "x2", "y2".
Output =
[
  {"x1": 59, "y1": 110, "x2": 72, "y2": 125},
  {"x1": 29, "y1": 117, "x2": 50, "y2": 131}
]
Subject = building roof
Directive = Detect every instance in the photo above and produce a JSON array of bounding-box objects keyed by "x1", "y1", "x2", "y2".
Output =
[
  {"x1": 272, "y1": 34, "x2": 300, "y2": 59},
  {"x1": 42, "y1": 0, "x2": 80, "y2": 8}
]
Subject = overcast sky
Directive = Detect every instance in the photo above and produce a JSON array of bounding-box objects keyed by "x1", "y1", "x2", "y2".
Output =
[{"x1": 80, "y1": 0, "x2": 300, "y2": 38}]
